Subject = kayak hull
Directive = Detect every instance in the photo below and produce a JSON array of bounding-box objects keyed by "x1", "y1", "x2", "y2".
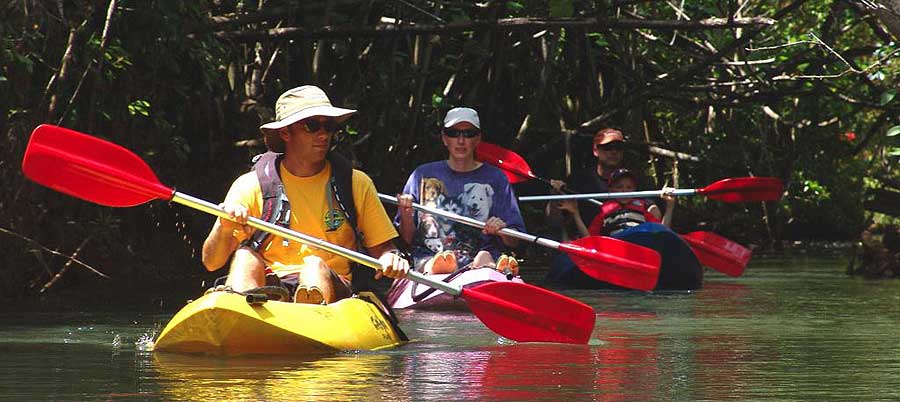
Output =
[
  {"x1": 386, "y1": 267, "x2": 525, "y2": 310},
  {"x1": 153, "y1": 292, "x2": 404, "y2": 356},
  {"x1": 548, "y1": 223, "x2": 703, "y2": 290}
]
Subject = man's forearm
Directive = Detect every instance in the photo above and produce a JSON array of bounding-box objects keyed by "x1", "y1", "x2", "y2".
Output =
[
  {"x1": 201, "y1": 221, "x2": 239, "y2": 271},
  {"x1": 398, "y1": 213, "x2": 415, "y2": 245},
  {"x1": 368, "y1": 240, "x2": 400, "y2": 258},
  {"x1": 500, "y1": 233, "x2": 520, "y2": 248}
]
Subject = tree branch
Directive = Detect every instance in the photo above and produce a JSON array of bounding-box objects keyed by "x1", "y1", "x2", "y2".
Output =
[
  {"x1": 58, "y1": 0, "x2": 118, "y2": 125},
  {"x1": 0, "y1": 227, "x2": 108, "y2": 280},
  {"x1": 41, "y1": 236, "x2": 94, "y2": 293},
  {"x1": 579, "y1": 0, "x2": 809, "y2": 130},
  {"x1": 208, "y1": 16, "x2": 776, "y2": 42}
]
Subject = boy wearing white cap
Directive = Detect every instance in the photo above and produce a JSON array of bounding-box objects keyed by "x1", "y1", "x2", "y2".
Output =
[{"x1": 395, "y1": 107, "x2": 525, "y2": 275}]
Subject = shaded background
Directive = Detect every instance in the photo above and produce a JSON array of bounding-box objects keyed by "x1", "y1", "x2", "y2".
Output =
[{"x1": 2, "y1": 0, "x2": 898, "y2": 302}]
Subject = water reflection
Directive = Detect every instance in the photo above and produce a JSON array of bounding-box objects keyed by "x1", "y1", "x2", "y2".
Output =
[
  {"x1": 388, "y1": 310, "x2": 664, "y2": 401},
  {"x1": 152, "y1": 352, "x2": 412, "y2": 401},
  {"x1": 451, "y1": 336, "x2": 661, "y2": 401},
  {"x1": 148, "y1": 320, "x2": 668, "y2": 402},
  {"x1": 694, "y1": 282, "x2": 753, "y2": 318},
  {"x1": 9, "y1": 257, "x2": 900, "y2": 400}
]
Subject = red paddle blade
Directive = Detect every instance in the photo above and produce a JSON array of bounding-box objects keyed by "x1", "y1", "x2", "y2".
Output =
[
  {"x1": 22, "y1": 124, "x2": 173, "y2": 207},
  {"x1": 681, "y1": 231, "x2": 751, "y2": 277},
  {"x1": 475, "y1": 142, "x2": 536, "y2": 184},
  {"x1": 462, "y1": 281, "x2": 596, "y2": 344},
  {"x1": 559, "y1": 236, "x2": 661, "y2": 291},
  {"x1": 698, "y1": 177, "x2": 783, "y2": 202}
]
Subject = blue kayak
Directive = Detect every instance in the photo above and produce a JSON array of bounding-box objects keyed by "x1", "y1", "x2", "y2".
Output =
[{"x1": 547, "y1": 223, "x2": 703, "y2": 290}]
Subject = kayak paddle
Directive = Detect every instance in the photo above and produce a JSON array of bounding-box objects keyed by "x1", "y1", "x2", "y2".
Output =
[
  {"x1": 379, "y1": 194, "x2": 661, "y2": 291},
  {"x1": 22, "y1": 124, "x2": 596, "y2": 344},
  {"x1": 476, "y1": 142, "x2": 752, "y2": 277},
  {"x1": 476, "y1": 141, "x2": 603, "y2": 206},
  {"x1": 680, "y1": 231, "x2": 751, "y2": 277},
  {"x1": 518, "y1": 177, "x2": 784, "y2": 203},
  {"x1": 475, "y1": 141, "x2": 545, "y2": 185}
]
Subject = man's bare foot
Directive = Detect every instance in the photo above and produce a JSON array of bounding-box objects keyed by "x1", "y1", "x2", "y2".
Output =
[
  {"x1": 204, "y1": 285, "x2": 232, "y2": 295},
  {"x1": 496, "y1": 254, "x2": 520, "y2": 277},
  {"x1": 294, "y1": 286, "x2": 325, "y2": 305},
  {"x1": 426, "y1": 251, "x2": 458, "y2": 274}
]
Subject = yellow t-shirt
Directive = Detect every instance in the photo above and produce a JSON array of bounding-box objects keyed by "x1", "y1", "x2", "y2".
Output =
[{"x1": 224, "y1": 161, "x2": 398, "y2": 277}]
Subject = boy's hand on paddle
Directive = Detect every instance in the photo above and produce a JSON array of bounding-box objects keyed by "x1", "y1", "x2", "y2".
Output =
[
  {"x1": 397, "y1": 194, "x2": 414, "y2": 217},
  {"x1": 375, "y1": 251, "x2": 410, "y2": 279},
  {"x1": 482, "y1": 217, "x2": 507, "y2": 235}
]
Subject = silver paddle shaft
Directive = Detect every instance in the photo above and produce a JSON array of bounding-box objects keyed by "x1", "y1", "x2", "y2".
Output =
[
  {"x1": 519, "y1": 189, "x2": 697, "y2": 202},
  {"x1": 170, "y1": 192, "x2": 461, "y2": 296},
  {"x1": 378, "y1": 193, "x2": 562, "y2": 250}
]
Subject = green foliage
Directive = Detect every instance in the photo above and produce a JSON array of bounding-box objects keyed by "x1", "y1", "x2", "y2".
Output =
[
  {"x1": 888, "y1": 126, "x2": 900, "y2": 137},
  {"x1": 881, "y1": 90, "x2": 896, "y2": 106},
  {"x1": 2, "y1": 0, "x2": 898, "y2": 299},
  {"x1": 507, "y1": 2, "x2": 525, "y2": 14},
  {"x1": 549, "y1": 0, "x2": 574, "y2": 18},
  {"x1": 127, "y1": 100, "x2": 151, "y2": 117},
  {"x1": 431, "y1": 93, "x2": 445, "y2": 108}
]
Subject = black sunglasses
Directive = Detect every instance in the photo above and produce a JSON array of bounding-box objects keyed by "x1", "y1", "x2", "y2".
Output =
[
  {"x1": 302, "y1": 119, "x2": 341, "y2": 134},
  {"x1": 443, "y1": 129, "x2": 481, "y2": 138},
  {"x1": 596, "y1": 142, "x2": 625, "y2": 151}
]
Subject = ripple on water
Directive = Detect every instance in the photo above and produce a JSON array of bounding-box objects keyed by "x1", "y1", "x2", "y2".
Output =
[{"x1": 5, "y1": 256, "x2": 900, "y2": 400}]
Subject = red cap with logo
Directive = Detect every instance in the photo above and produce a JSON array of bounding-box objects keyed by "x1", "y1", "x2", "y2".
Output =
[{"x1": 594, "y1": 128, "x2": 625, "y2": 145}]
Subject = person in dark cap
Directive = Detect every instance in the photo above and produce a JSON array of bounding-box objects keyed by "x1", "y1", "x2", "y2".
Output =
[{"x1": 546, "y1": 128, "x2": 660, "y2": 240}]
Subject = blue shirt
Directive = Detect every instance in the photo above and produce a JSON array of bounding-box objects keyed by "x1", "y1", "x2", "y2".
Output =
[{"x1": 396, "y1": 161, "x2": 526, "y2": 268}]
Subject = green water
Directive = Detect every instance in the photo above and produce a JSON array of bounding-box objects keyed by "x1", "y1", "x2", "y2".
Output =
[{"x1": 3, "y1": 255, "x2": 900, "y2": 401}]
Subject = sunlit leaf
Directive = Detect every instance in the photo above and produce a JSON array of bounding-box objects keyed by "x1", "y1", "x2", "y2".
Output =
[
  {"x1": 127, "y1": 100, "x2": 151, "y2": 117},
  {"x1": 886, "y1": 125, "x2": 900, "y2": 137},
  {"x1": 881, "y1": 90, "x2": 896, "y2": 106},
  {"x1": 507, "y1": 1, "x2": 524, "y2": 12},
  {"x1": 227, "y1": 63, "x2": 236, "y2": 92}
]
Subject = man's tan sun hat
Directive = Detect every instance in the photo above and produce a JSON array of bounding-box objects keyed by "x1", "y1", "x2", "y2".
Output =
[{"x1": 259, "y1": 85, "x2": 356, "y2": 152}]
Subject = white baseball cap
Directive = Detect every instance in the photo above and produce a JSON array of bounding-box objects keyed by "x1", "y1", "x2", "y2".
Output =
[{"x1": 443, "y1": 107, "x2": 481, "y2": 129}]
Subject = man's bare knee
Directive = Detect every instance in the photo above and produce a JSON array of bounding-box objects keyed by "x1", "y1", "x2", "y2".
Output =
[{"x1": 225, "y1": 247, "x2": 267, "y2": 291}]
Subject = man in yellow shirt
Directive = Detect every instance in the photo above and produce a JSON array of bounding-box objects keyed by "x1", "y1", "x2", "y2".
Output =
[{"x1": 201, "y1": 85, "x2": 409, "y2": 304}]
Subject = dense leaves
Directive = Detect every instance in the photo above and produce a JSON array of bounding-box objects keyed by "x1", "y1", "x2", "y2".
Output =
[{"x1": 1, "y1": 0, "x2": 898, "y2": 300}]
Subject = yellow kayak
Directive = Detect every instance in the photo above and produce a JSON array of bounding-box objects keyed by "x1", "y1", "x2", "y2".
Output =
[{"x1": 153, "y1": 291, "x2": 405, "y2": 356}]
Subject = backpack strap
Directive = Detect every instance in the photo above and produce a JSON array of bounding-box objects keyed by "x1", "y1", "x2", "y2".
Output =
[
  {"x1": 242, "y1": 152, "x2": 291, "y2": 251},
  {"x1": 326, "y1": 152, "x2": 359, "y2": 231},
  {"x1": 326, "y1": 153, "x2": 379, "y2": 293}
]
